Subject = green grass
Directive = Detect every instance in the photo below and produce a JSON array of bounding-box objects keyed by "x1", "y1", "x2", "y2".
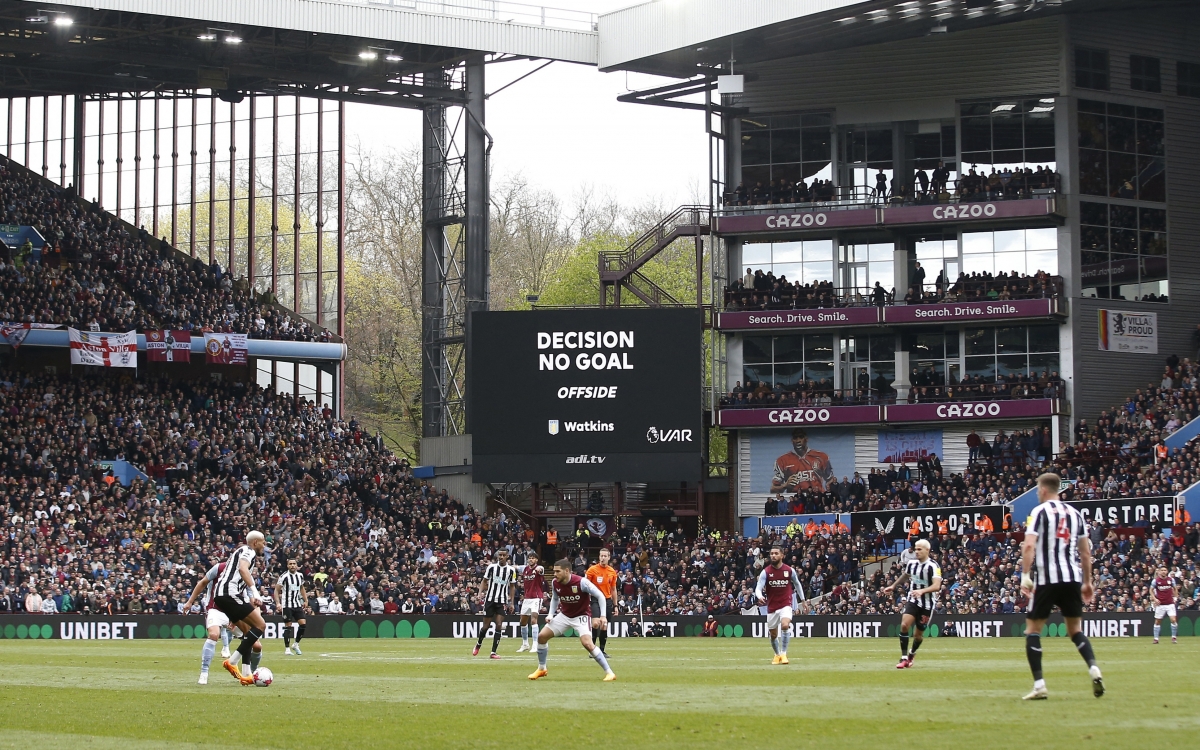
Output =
[{"x1": 0, "y1": 637, "x2": 1195, "y2": 749}]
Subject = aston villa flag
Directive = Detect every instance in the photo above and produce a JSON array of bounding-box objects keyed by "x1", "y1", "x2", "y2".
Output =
[
  {"x1": 204, "y1": 332, "x2": 248, "y2": 365},
  {"x1": 145, "y1": 330, "x2": 191, "y2": 362},
  {"x1": 68, "y1": 328, "x2": 137, "y2": 368}
]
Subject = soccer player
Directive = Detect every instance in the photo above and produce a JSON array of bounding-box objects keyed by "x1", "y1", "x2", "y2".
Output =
[
  {"x1": 473, "y1": 549, "x2": 518, "y2": 659},
  {"x1": 516, "y1": 552, "x2": 545, "y2": 653},
  {"x1": 1019, "y1": 472, "x2": 1104, "y2": 700},
  {"x1": 275, "y1": 559, "x2": 308, "y2": 655},
  {"x1": 770, "y1": 428, "x2": 834, "y2": 494},
  {"x1": 528, "y1": 558, "x2": 615, "y2": 681},
  {"x1": 1150, "y1": 566, "x2": 1179, "y2": 644},
  {"x1": 181, "y1": 561, "x2": 262, "y2": 685},
  {"x1": 213, "y1": 530, "x2": 269, "y2": 685},
  {"x1": 753, "y1": 545, "x2": 806, "y2": 665},
  {"x1": 585, "y1": 548, "x2": 618, "y2": 656},
  {"x1": 881, "y1": 539, "x2": 942, "y2": 668}
]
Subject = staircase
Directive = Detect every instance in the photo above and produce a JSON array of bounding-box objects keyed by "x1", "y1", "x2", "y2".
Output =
[{"x1": 598, "y1": 205, "x2": 710, "y2": 307}]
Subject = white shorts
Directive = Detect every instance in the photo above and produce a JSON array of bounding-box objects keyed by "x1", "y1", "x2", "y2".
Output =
[
  {"x1": 546, "y1": 611, "x2": 592, "y2": 638},
  {"x1": 205, "y1": 608, "x2": 230, "y2": 630},
  {"x1": 1155, "y1": 604, "x2": 1177, "y2": 619},
  {"x1": 520, "y1": 598, "x2": 543, "y2": 616},
  {"x1": 766, "y1": 607, "x2": 794, "y2": 631}
]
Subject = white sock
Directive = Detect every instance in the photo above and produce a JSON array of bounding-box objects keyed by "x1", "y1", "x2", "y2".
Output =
[
  {"x1": 1033, "y1": 678, "x2": 1046, "y2": 690},
  {"x1": 1089, "y1": 665, "x2": 1102, "y2": 679},
  {"x1": 537, "y1": 644, "x2": 548, "y2": 669},
  {"x1": 200, "y1": 639, "x2": 216, "y2": 672},
  {"x1": 228, "y1": 651, "x2": 242, "y2": 667},
  {"x1": 591, "y1": 646, "x2": 613, "y2": 674}
]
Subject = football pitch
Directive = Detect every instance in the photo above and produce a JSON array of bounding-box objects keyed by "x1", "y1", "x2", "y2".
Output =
[{"x1": 0, "y1": 638, "x2": 1195, "y2": 749}]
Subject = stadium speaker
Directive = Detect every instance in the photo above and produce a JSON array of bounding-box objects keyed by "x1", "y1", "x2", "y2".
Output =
[{"x1": 217, "y1": 89, "x2": 246, "y2": 104}]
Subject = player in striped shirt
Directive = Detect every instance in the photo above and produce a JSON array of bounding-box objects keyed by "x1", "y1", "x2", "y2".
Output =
[
  {"x1": 881, "y1": 539, "x2": 941, "y2": 669},
  {"x1": 473, "y1": 549, "x2": 519, "y2": 659},
  {"x1": 1019, "y1": 472, "x2": 1104, "y2": 700},
  {"x1": 180, "y1": 561, "x2": 261, "y2": 685},
  {"x1": 212, "y1": 531, "x2": 268, "y2": 685},
  {"x1": 274, "y1": 560, "x2": 308, "y2": 655}
]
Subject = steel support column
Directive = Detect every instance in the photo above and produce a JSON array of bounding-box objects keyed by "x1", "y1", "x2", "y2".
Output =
[
  {"x1": 421, "y1": 72, "x2": 449, "y2": 438},
  {"x1": 71, "y1": 95, "x2": 84, "y2": 193},
  {"x1": 463, "y1": 54, "x2": 489, "y2": 434}
]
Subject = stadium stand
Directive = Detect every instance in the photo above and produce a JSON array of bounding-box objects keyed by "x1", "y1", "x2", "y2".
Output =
[
  {"x1": 0, "y1": 161, "x2": 328, "y2": 342},
  {"x1": 725, "y1": 167, "x2": 1061, "y2": 208},
  {"x1": 0, "y1": 352, "x2": 1196, "y2": 618}
]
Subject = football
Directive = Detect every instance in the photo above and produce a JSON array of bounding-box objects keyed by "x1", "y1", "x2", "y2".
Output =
[{"x1": 252, "y1": 667, "x2": 274, "y2": 687}]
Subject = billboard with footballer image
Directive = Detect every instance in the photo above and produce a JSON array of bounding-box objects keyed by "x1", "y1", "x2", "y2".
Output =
[{"x1": 746, "y1": 427, "x2": 857, "y2": 496}]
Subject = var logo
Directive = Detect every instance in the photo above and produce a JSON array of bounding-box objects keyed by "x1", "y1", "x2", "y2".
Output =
[
  {"x1": 646, "y1": 427, "x2": 693, "y2": 443},
  {"x1": 548, "y1": 420, "x2": 559, "y2": 435}
]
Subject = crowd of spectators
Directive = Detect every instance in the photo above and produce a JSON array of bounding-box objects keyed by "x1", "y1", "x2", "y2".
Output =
[
  {"x1": 1, "y1": 353, "x2": 1198, "y2": 620},
  {"x1": 0, "y1": 161, "x2": 327, "y2": 342},
  {"x1": 725, "y1": 165, "x2": 1059, "y2": 209},
  {"x1": 724, "y1": 268, "x2": 1062, "y2": 311}
]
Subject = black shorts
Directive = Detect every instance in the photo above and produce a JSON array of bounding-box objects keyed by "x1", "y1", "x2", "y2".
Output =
[
  {"x1": 903, "y1": 601, "x2": 932, "y2": 631},
  {"x1": 1029, "y1": 582, "x2": 1084, "y2": 620},
  {"x1": 213, "y1": 595, "x2": 256, "y2": 625},
  {"x1": 281, "y1": 607, "x2": 305, "y2": 622},
  {"x1": 604, "y1": 598, "x2": 617, "y2": 619},
  {"x1": 484, "y1": 602, "x2": 506, "y2": 618}
]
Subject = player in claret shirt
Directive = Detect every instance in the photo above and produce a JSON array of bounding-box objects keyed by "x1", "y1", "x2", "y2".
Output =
[
  {"x1": 1150, "y1": 566, "x2": 1179, "y2": 644},
  {"x1": 516, "y1": 552, "x2": 546, "y2": 653},
  {"x1": 754, "y1": 546, "x2": 806, "y2": 665},
  {"x1": 528, "y1": 558, "x2": 616, "y2": 682}
]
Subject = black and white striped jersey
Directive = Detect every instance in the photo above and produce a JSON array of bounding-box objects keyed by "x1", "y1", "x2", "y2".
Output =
[
  {"x1": 1027, "y1": 500, "x2": 1086, "y2": 585},
  {"x1": 216, "y1": 544, "x2": 258, "y2": 602},
  {"x1": 277, "y1": 571, "x2": 306, "y2": 609},
  {"x1": 482, "y1": 563, "x2": 519, "y2": 604},
  {"x1": 903, "y1": 558, "x2": 942, "y2": 611}
]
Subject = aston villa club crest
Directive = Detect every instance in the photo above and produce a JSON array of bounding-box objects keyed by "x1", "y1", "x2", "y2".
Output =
[
  {"x1": 548, "y1": 420, "x2": 559, "y2": 435},
  {"x1": 571, "y1": 586, "x2": 578, "y2": 594}
]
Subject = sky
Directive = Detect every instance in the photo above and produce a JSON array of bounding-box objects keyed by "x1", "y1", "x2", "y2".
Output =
[{"x1": 343, "y1": 0, "x2": 708, "y2": 208}]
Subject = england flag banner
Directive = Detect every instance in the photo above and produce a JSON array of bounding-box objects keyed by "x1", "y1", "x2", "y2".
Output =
[
  {"x1": 204, "y1": 332, "x2": 248, "y2": 365},
  {"x1": 68, "y1": 328, "x2": 137, "y2": 368},
  {"x1": 145, "y1": 330, "x2": 192, "y2": 362}
]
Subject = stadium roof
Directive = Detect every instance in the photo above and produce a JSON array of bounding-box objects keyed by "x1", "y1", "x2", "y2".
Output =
[
  {"x1": 0, "y1": 0, "x2": 598, "y2": 107},
  {"x1": 596, "y1": 0, "x2": 1192, "y2": 75}
]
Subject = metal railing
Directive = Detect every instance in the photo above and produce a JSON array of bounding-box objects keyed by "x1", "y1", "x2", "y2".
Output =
[
  {"x1": 340, "y1": 0, "x2": 599, "y2": 31},
  {"x1": 720, "y1": 380, "x2": 1066, "y2": 408},
  {"x1": 723, "y1": 174, "x2": 1060, "y2": 212},
  {"x1": 599, "y1": 205, "x2": 710, "y2": 278},
  {"x1": 724, "y1": 275, "x2": 1065, "y2": 311}
]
